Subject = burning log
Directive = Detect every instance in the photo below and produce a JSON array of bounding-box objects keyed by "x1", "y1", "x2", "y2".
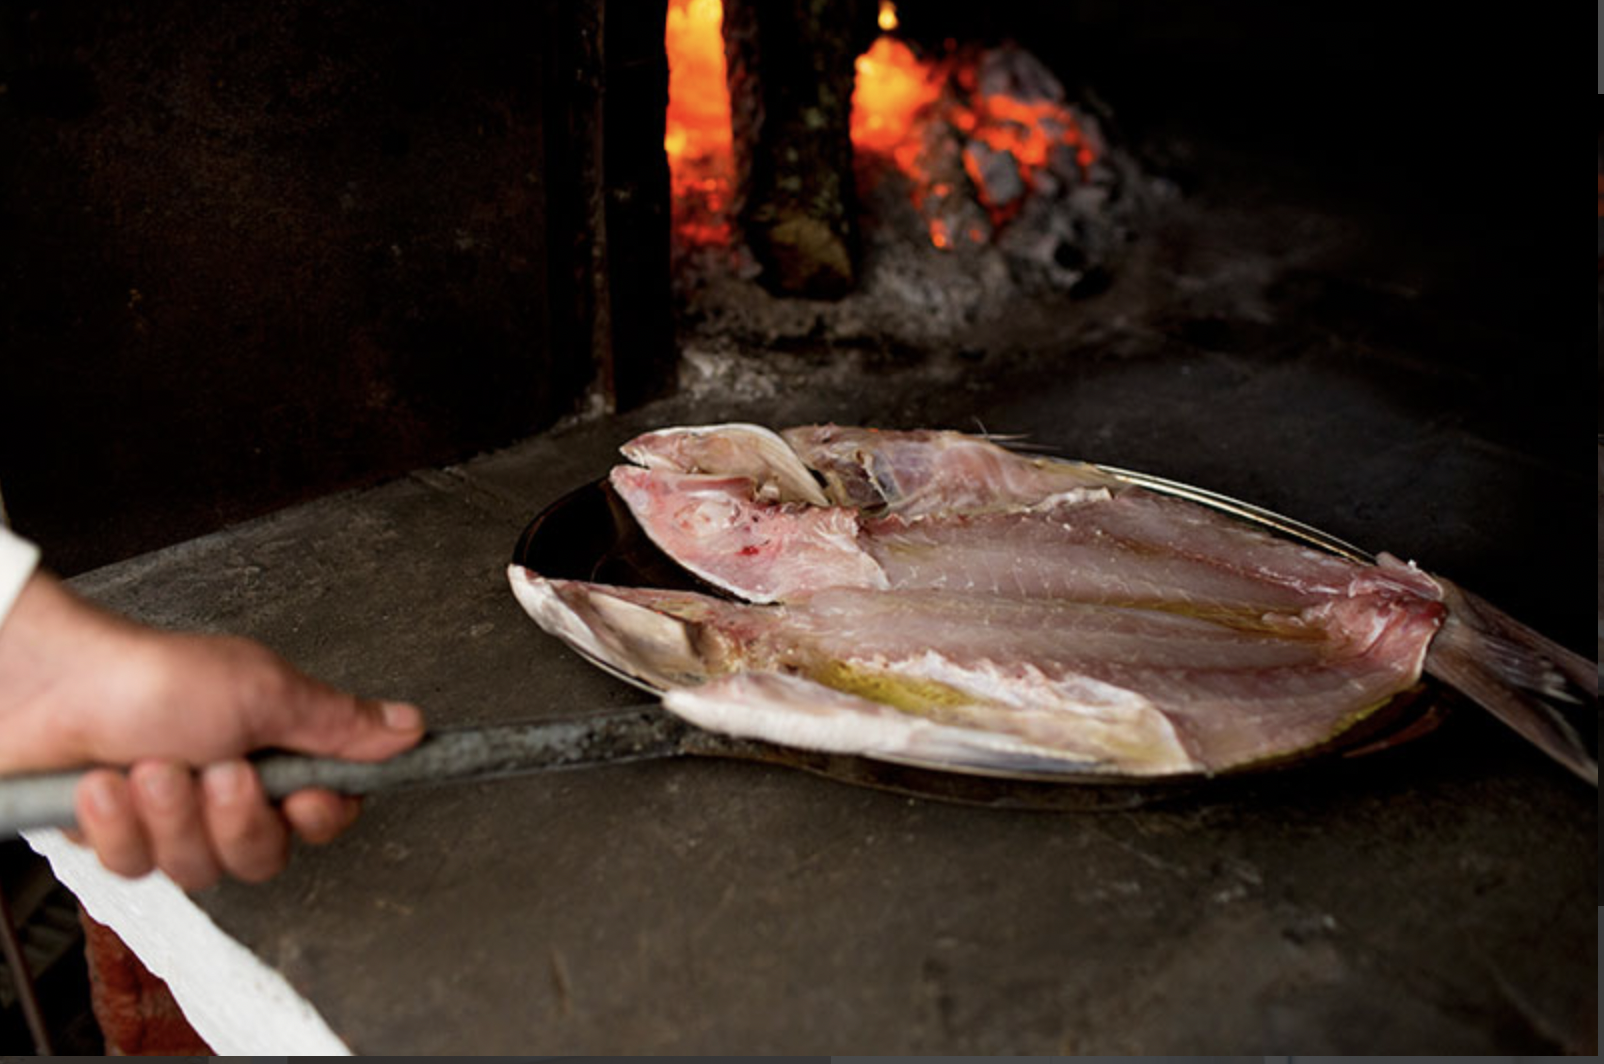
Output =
[{"x1": 724, "y1": 0, "x2": 879, "y2": 299}]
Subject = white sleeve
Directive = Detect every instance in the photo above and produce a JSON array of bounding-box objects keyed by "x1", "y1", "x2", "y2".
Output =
[{"x1": 0, "y1": 525, "x2": 41, "y2": 625}]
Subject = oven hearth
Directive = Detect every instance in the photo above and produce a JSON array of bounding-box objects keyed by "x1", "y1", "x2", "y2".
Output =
[{"x1": 666, "y1": 0, "x2": 1155, "y2": 352}]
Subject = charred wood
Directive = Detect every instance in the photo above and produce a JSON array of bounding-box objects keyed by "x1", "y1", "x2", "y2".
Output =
[{"x1": 724, "y1": 0, "x2": 879, "y2": 299}]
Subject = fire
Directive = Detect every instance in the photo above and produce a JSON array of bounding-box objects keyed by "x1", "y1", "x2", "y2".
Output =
[
  {"x1": 851, "y1": 5, "x2": 1100, "y2": 244},
  {"x1": 664, "y1": 0, "x2": 1100, "y2": 251},
  {"x1": 850, "y1": 36, "x2": 944, "y2": 161},
  {"x1": 664, "y1": 0, "x2": 734, "y2": 246}
]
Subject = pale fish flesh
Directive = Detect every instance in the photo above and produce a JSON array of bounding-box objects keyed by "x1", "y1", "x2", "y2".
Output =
[{"x1": 508, "y1": 424, "x2": 1597, "y2": 782}]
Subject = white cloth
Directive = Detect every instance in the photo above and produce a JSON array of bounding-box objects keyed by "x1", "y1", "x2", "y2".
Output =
[{"x1": 0, "y1": 525, "x2": 41, "y2": 626}]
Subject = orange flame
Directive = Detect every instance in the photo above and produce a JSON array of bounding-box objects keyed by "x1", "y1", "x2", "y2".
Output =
[
  {"x1": 851, "y1": 36, "x2": 944, "y2": 159},
  {"x1": 665, "y1": 0, "x2": 734, "y2": 246}
]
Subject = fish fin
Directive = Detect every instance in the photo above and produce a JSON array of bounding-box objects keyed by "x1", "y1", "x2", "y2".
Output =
[
  {"x1": 967, "y1": 418, "x2": 1031, "y2": 446},
  {"x1": 1421, "y1": 571, "x2": 1597, "y2": 785},
  {"x1": 993, "y1": 438, "x2": 1059, "y2": 454}
]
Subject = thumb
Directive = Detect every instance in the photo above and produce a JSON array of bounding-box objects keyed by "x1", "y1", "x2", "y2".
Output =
[{"x1": 251, "y1": 670, "x2": 427, "y2": 762}]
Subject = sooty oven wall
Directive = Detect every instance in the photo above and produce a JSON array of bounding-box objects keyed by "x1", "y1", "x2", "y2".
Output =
[{"x1": 0, "y1": 0, "x2": 638, "y2": 576}]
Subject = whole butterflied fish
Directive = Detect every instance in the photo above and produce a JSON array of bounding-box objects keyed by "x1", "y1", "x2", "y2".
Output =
[{"x1": 508, "y1": 424, "x2": 1597, "y2": 783}]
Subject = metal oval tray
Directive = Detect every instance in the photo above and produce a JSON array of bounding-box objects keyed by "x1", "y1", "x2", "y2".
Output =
[{"x1": 511, "y1": 467, "x2": 1449, "y2": 808}]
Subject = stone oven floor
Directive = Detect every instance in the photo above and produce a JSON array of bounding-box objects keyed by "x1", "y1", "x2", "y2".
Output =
[{"x1": 21, "y1": 142, "x2": 1594, "y2": 1053}]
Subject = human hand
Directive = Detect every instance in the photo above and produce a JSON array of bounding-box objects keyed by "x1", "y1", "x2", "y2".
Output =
[{"x1": 0, "y1": 570, "x2": 425, "y2": 888}]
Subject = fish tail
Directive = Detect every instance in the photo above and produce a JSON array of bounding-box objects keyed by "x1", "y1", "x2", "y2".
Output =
[{"x1": 1421, "y1": 572, "x2": 1597, "y2": 785}]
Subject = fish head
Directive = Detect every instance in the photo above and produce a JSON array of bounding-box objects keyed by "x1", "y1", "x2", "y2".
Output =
[
  {"x1": 780, "y1": 424, "x2": 936, "y2": 512},
  {"x1": 620, "y1": 423, "x2": 829, "y2": 506},
  {"x1": 507, "y1": 565, "x2": 736, "y2": 688},
  {"x1": 608, "y1": 465, "x2": 889, "y2": 603},
  {"x1": 784, "y1": 424, "x2": 1121, "y2": 516}
]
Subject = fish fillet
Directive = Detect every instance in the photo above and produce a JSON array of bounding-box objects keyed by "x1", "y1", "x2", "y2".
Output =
[
  {"x1": 509, "y1": 423, "x2": 1598, "y2": 783},
  {"x1": 508, "y1": 568, "x2": 1441, "y2": 776}
]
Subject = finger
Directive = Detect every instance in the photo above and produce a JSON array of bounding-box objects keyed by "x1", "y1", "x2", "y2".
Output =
[
  {"x1": 74, "y1": 771, "x2": 153, "y2": 879},
  {"x1": 200, "y1": 760, "x2": 289, "y2": 884},
  {"x1": 130, "y1": 760, "x2": 222, "y2": 891},
  {"x1": 281, "y1": 789, "x2": 361, "y2": 846}
]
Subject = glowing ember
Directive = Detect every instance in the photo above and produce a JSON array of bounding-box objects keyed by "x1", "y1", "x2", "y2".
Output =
[
  {"x1": 962, "y1": 94, "x2": 1095, "y2": 213},
  {"x1": 850, "y1": 8, "x2": 1102, "y2": 246},
  {"x1": 665, "y1": 0, "x2": 734, "y2": 246}
]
